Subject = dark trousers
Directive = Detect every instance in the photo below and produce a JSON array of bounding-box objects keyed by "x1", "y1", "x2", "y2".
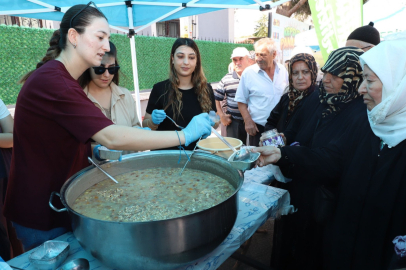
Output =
[
  {"x1": 248, "y1": 123, "x2": 265, "y2": 147},
  {"x1": 226, "y1": 119, "x2": 247, "y2": 145}
]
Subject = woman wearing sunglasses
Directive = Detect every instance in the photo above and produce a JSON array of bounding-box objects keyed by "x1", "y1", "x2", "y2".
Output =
[
  {"x1": 4, "y1": 3, "x2": 213, "y2": 251},
  {"x1": 79, "y1": 41, "x2": 143, "y2": 157},
  {"x1": 79, "y1": 41, "x2": 140, "y2": 129}
]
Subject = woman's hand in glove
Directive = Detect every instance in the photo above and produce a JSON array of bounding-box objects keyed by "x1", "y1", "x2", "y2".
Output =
[
  {"x1": 183, "y1": 113, "x2": 214, "y2": 146},
  {"x1": 151, "y1": 109, "x2": 166, "y2": 125}
]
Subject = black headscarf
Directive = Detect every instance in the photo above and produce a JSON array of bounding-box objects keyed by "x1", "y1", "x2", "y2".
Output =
[{"x1": 319, "y1": 47, "x2": 364, "y2": 117}]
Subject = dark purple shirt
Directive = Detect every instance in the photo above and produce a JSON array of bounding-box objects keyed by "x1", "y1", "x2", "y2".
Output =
[{"x1": 4, "y1": 60, "x2": 113, "y2": 230}]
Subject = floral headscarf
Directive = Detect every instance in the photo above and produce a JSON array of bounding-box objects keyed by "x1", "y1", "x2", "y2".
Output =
[
  {"x1": 319, "y1": 47, "x2": 364, "y2": 117},
  {"x1": 287, "y1": 53, "x2": 318, "y2": 118}
]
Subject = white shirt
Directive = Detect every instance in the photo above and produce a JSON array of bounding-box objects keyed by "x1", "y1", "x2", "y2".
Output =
[
  {"x1": 234, "y1": 62, "x2": 289, "y2": 126},
  {"x1": 0, "y1": 99, "x2": 10, "y2": 120}
]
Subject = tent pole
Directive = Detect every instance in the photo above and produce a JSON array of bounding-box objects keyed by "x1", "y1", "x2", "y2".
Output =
[
  {"x1": 126, "y1": 2, "x2": 142, "y2": 125},
  {"x1": 0, "y1": 8, "x2": 53, "y2": 15},
  {"x1": 129, "y1": 36, "x2": 142, "y2": 124}
]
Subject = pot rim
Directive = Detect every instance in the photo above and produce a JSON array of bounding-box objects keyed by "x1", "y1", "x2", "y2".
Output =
[{"x1": 59, "y1": 150, "x2": 244, "y2": 224}]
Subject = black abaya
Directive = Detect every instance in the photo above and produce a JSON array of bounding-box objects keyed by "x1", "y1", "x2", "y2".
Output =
[{"x1": 278, "y1": 111, "x2": 406, "y2": 270}]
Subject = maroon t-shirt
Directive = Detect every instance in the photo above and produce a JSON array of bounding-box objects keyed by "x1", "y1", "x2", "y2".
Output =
[{"x1": 3, "y1": 60, "x2": 113, "y2": 230}]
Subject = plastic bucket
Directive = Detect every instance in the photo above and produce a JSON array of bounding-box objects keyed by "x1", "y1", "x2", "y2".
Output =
[{"x1": 197, "y1": 137, "x2": 243, "y2": 159}]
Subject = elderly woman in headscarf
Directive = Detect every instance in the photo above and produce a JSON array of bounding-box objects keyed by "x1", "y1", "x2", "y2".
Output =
[
  {"x1": 265, "y1": 53, "x2": 318, "y2": 133},
  {"x1": 254, "y1": 32, "x2": 406, "y2": 270},
  {"x1": 269, "y1": 47, "x2": 365, "y2": 270}
]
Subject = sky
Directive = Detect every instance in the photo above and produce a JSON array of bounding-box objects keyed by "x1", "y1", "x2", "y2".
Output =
[{"x1": 234, "y1": 8, "x2": 268, "y2": 38}]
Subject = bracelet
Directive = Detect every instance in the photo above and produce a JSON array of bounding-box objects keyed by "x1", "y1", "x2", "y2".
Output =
[
  {"x1": 147, "y1": 118, "x2": 158, "y2": 129},
  {"x1": 175, "y1": 130, "x2": 190, "y2": 164}
]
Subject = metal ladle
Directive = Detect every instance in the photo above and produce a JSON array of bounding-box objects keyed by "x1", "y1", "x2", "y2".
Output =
[
  {"x1": 210, "y1": 128, "x2": 251, "y2": 161},
  {"x1": 88, "y1": 157, "x2": 118, "y2": 184},
  {"x1": 166, "y1": 115, "x2": 250, "y2": 161}
]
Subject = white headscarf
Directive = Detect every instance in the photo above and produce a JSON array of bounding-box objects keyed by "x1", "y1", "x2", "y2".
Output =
[{"x1": 360, "y1": 31, "x2": 406, "y2": 148}]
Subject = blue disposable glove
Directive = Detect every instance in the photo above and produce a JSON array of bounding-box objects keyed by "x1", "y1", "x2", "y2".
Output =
[
  {"x1": 183, "y1": 113, "x2": 215, "y2": 146},
  {"x1": 151, "y1": 109, "x2": 166, "y2": 125},
  {"x1": 135, "y1": 126, "x2": 151, "y2": 130}
]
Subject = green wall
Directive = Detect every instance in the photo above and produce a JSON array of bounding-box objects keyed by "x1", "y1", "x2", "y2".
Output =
[{"x1": 0, "y1": 24, "x2": 253, "y2": 105}]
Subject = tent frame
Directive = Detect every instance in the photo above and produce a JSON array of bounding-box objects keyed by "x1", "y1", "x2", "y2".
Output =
[{"x1": 1, "y1": 0, "x2": 290, "y2": 123}]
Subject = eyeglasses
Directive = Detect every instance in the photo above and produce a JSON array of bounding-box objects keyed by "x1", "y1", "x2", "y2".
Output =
[
  {"x1": 69, "y1": 1, "x2": 101, "y2": 29},
  {"x1": 92, "y1": 66, "x2": 120, "y2": 75}
]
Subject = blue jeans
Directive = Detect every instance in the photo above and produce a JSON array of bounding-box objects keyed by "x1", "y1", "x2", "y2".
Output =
[{"x1": 12, "y1": 222, "x2": 68, "y2": 251}]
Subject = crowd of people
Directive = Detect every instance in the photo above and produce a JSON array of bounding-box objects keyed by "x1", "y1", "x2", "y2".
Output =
[
  {"x1": 252, "y1": 28, "x2": 406, "y2": 270},
  {"x1": 0, "y1": 3, "x2": 404, "y2": 270}
]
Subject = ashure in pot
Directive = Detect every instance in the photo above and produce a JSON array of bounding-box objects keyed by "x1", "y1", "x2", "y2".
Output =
[{"x1": 50, "y1": 151, "x2": 243, "y2": 270}]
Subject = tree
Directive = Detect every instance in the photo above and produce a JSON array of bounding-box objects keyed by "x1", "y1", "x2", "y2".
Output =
[
  {"x1": 253, "y1": 14, "x2": 268, "y2": 37},
  {"x1": 273, "y1": 0, "x2": 369, "y2": 19}
]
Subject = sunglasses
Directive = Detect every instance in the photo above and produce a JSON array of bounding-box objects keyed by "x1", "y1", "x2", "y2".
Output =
[
  {"x1": 70, "y1": 1, "x2": 102, "y2": 29},
  {"x1": 92, "y1": 66, "x2": 120, "y2": 75}
]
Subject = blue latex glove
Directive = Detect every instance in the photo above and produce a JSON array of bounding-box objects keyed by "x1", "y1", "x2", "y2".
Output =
[
  {"x1": 93, "y1": 144, "x2": 105, "y2": 161},
  {"x1": 135, "y1": 126, "x2": 151, "y2": 130},
  {"x1": 151, "y1": 109, "x2": 166, "y2": 125},
  {"x1": 183, "y1": 113, "x2": 214, "y2": 146}
]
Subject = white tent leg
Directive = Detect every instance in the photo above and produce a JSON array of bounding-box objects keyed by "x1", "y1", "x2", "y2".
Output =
[
  {"x1": 129, "y1": 36, "x2": 142, "y2": 125},
  {"x1": 126, "y1": 4, "x2": 142, "y2": 125}
]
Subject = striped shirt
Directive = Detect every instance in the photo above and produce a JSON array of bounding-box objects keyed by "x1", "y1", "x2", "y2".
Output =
[{"x1": 214, "y1": 71, "x2": 243, "y2": 120}]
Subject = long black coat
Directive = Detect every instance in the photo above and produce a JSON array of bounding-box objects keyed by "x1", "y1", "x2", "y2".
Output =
[
  {"x1": 282, "y1": 92, "x2": 365, "y2": 211},
  {"x1": 278, "y1": 111, "x2": 406, "y2": 270},
  {"x1": 274, "y1": 91, "x2": 365, "y2": 269},
  {"x1": 264, "y1": 85, "x2": 317, "y2": 133}
]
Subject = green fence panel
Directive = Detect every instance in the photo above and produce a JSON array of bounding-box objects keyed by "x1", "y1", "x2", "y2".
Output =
[{"x1": 0, "y1": 24, "x2": 253, "y2": 105}]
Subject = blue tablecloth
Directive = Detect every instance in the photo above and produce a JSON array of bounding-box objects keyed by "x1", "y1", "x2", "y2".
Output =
[
  {"x1": 7, "y1": 167, "x2": 292, "y2": 270},
  {"x1": 244, "y1": 164, "x2": 275, "y2": 185}
]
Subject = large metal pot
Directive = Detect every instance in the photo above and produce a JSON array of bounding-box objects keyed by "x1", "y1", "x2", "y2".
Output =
[{"x1": 50, "y1": 151, "x2": 243, "y2": 270}]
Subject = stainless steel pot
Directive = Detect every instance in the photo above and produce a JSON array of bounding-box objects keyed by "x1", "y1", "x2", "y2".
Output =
[{"x1": 50, "y1": 151, "x2": 243, "y2": 270}]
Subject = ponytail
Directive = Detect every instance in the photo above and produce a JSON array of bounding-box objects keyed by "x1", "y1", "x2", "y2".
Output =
[{"x1": 19, "y1": 30, "x2": 62, "y2": 84}]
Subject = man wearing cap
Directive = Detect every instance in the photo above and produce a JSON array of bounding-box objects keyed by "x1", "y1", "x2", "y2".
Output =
[
  {"x1": 214, "y1": 47, "x2": 252, "y2": 143},
  {"x1": 346, "y1": 22, "x2": 380, "y2": 51},
  {"x1": 235, "y1": 38, "x2": 289, "y2": 146}
]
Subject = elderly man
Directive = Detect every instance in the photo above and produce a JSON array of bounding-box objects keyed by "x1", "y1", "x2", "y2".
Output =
[
  {"x1": 215, "y1": 47, "x2": 251, "y2": 143},
  {"x1": 346, "y1": 21, "x2": 380, "y2": 51},
  {"x1": 235, "y1": 38, "x2": 288, "y2": 146}
]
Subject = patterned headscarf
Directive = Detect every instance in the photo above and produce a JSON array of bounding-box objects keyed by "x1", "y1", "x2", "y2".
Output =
[
  {"x1": 319, "y1": 47, "x2": 364, "y2": 117},
  {"x1": 287, "y1": 53, "x2": 318, "y2": 118}
]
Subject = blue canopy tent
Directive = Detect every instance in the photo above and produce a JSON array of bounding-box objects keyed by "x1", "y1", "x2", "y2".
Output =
[{"x1": 0, "y1": 0, "x2": 289, "y2": 121}]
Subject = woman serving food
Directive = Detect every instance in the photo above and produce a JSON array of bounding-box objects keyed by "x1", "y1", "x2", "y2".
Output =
[{"x1": 4, "y1": 3, "x2": 213, "y2": 251}]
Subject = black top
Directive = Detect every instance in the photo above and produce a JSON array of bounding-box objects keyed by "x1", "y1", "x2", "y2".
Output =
[
  {"x1": 270, "y1": 92, "x2": 365, "y2": 269},
  {"x1": 278, "y1": 111, "x2": 406, "y2": 270},
  {"x1": 264, "y1": 85, "x2": 318, "y2": 133},
  {"x1": 282, "y1": 93, "x2": 365, "y2": 211},
  {"x1": 146, "y1": 79, "x2": 216, "y2": 150},
  {"x1": 283, "y1": 91, "x2": 364, "y2": 148}
]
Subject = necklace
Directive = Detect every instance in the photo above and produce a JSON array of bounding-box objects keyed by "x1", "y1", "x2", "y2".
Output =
[{"x1": 380, "y1": 140, "x2": 386, "y2": 151}]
